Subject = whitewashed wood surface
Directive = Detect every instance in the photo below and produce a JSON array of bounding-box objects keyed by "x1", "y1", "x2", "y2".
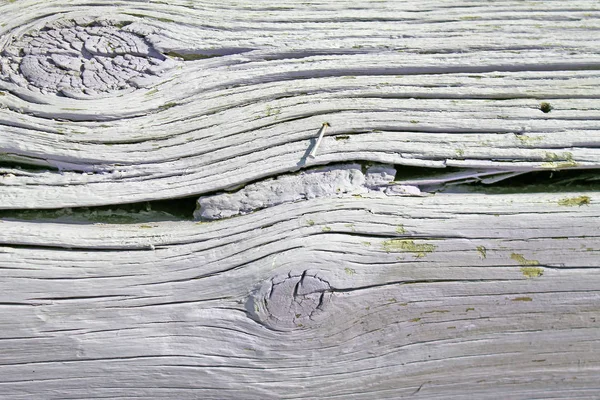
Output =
[{"x1": 1, "y1": 0, "x2": 599, "y2": 399}]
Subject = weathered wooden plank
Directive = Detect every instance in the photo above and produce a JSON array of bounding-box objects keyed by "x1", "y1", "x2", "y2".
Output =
[
  {"x1": 1, "y1": 0, "x2": 599, "y2": 399},
  {"x1": 1, "y1": 193, "x2": 599, "y2": 398},
  {"x1": 1, "y1": 0, "x2": 599, "y2": 208}
]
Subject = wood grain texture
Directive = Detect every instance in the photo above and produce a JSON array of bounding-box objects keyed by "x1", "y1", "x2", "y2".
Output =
[
  {"x1": 1, "y1": 193, "x2": 599, "y2": 399},
  {"x1": 1, "y1": 0, "x2": 599, "y2": 399},
  {"x1": 1, "y1": 0, "x2": 599, "y2": 208}
]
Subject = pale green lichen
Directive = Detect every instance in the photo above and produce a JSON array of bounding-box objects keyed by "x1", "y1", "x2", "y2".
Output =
[
  {"x1": 344, "y1": 267, "x2": 356, "y2": 275},
  {"x1": 521, "y1": 266, "x2": 544, "y2": 278},
  {"x1": 396, "y1": 225, "x2": 406, "y2": 234},
  {"x1": 476, "y1": 245, "x2": 487, "y2": 259},
  {"x1": 382, "y1": 239, "x2": 436, "y2": 258},
  {"x1": 255, "y1": 105, "x2": 281, "y2": 119},
  {"x1": 558, "y1": 195, "x2": 591, "y2": 207},
  {"x1": 515, "y1": 134, "x2": 542, "y2": 146},
  {"x1": 511, "y1": 253, "x2": 539, "y2": 266},
  {"x1": 322, "y1": 226, "x2": 332, "y2": 232},
  {"x1": 306, "y1": 219, "x2": 315, "y2": 226},
  {"x1": 410, "y1": 317, "x2": 421, "y2": 322},
  {"x1": 541, "y1": 151, "x2": 578, "y2": 169}
]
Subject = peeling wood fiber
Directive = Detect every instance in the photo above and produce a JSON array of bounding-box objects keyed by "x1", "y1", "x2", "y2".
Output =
[{"x1": 1, "y1": 0, "x2": 600, "y2": 399}]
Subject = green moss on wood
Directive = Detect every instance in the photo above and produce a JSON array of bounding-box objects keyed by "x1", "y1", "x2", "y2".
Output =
[
  {"x1": 166, "y1": 51, "x2": 219, "y2": 61},
  {"x1": 558, "y1": 195, "x2": 591, "y2": 207},
  {"x1": 521, "y1": 266, "x2": 544, "y2": 278},
  {"x1": 382, "y1": 239, "x2": 436, "y2": 258},
  {"x1": 541, "y1": 151, "x2": 578, "y2": 169},
  {"x1": 476, "y1": 245, "x2": 487, "y2": 259},
  {"x1": 512, "y1": 296, "x2": 533, "y2": 302},
  {"x1": 540, "y1": 102, "x2": 552, "y2": 113},
  {"x1": 511, "y1": 253, "x2": 539, "y2": 266},
  {"x1": 159, "y1": 102, "x2": 178, "y2": 111}
]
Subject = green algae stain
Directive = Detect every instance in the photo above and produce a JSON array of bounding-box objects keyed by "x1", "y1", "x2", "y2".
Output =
[
  {"x1": 382, "y1": 239, "x2": 436, "y2": 258},
  {"x1": 541, "y1": 151, "x2": 578, "y2": 169},
  {"x1": 476, "y1": 246, "x2": 487, "y2": 259},
  {"x1": 159, "y1": 102, "x2": 178, "y2": 111},
  {"x1": 410, "y1": 317, "x2": 421, "y2": 323},
  {"x1": 558, "y1": 195, "x2": 591, "y2": 207},
  {"x1": 515, "y1": 134, "x2": 542, "y2": 146},
  {"x1": 512, "y1": 296, "x2": 533, "y2": 302},
  {"x1": 511, "y1": 253, "x2": 539, "y2": 266},
  {"x1": 521, "y1": 267, "x2": 544, "y2": 278},
  {"x1": 344, "y1": 267, "x2": 356, "y2": 275}
]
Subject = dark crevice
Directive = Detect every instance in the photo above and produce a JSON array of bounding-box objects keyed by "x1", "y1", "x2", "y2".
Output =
[
  {"x1": 1, "y1": 163, "x2": 598, "y2": 225},
  {"x1": 0, "y1": 196, "x2": 198, "y2": 224},
  {"x1": 435, "y1": 169, "x2": 600, "y2": 194}
]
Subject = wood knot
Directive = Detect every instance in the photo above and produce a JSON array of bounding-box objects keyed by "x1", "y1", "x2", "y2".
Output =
[
  {"x1": 248, "y1": 271, "x2": 332, "y2": 331},
  {"x1": 1, "y1": 17, "x2": 174, "y2": 98}
]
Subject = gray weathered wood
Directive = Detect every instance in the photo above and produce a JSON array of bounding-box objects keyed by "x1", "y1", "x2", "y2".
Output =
[{"x1": 1, "y1": 0, "x2": 599, "y2": 398}]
